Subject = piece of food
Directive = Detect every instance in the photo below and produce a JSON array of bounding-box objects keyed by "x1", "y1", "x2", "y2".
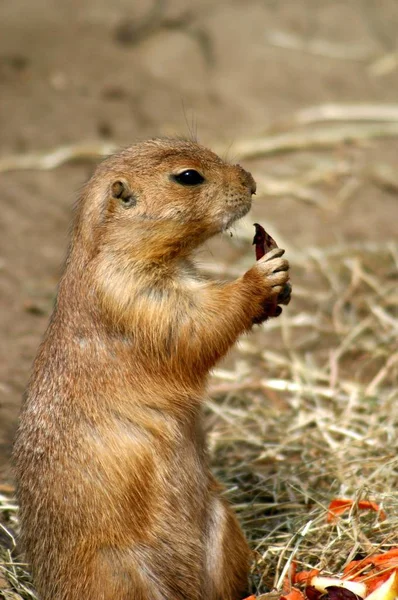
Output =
[
  {"x1": 281, "y1": 588, "x2": 306, "y2": 600},
  {"x1": 325, "y1": 586, "x2": 364, "y2": 600},
  {"x1": 282, "y1": 549, "x2": 398, "y2": 600},
  {"x1": 253, "y1": 223, "x2": 278, "y2": 260},
  {"x1": 310, "y1": 577, "x2": 367, "y2": 598},
  {"x1": 305, "y1": 586, "x2": 323, "y2": 600},
  {"x1": 344, "y1": 548, "x2": 398, "y2": 577},
  {"x1": 365, "y1": 571, "x2": 398, "y2": 600},
  {"x1": 343, "y1": 549, "x2": 398, "y2": 595},
  {"x1": 327, "y1": 499, "x2": 387, "y2": 523}
]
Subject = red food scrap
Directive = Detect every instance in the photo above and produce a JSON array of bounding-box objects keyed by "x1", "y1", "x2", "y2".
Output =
[
  {"x1": 343, "y1": 548, "x2": 398, "y2": 594},
  {"x1": 253, "y1": 223, "x2": 278, "y2": 260},
  {"x1": 281, "y1": 588, "x2": 306, "y2": 600},
  {"x1": 327, "y1": 499, "x2": 387, "y2": 523},
  {"x1": 325, "y1": 586, "x2": 364, "y2": 600},
  {"x1": 293, "y1": 570, "x2": 321, "y2": 586},
  {"x1": 305, "y1": 586, "x2": 324, "y2": 600}
]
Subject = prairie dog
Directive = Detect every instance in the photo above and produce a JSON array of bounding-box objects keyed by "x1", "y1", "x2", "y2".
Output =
[{"x1": 13, "y1": 138, "x2": 291, "y2": 600}]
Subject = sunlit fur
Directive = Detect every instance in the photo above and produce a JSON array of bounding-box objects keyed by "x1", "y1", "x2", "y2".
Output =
[{"x1": 13, "y1": 138, "x2": 290, "y2": 600}]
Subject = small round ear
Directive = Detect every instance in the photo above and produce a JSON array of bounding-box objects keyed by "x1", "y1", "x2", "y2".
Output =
[{"x1": 111, "y1": 179, "x2": 137, "y2": 208}]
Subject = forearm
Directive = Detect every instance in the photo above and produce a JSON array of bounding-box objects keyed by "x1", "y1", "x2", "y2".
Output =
[
  {"x1": 178, "y1": 279, "x2": 258, "y2": 368},
  {"x1": 178, "y1": 258, "x2": 289, "y2": 371}
]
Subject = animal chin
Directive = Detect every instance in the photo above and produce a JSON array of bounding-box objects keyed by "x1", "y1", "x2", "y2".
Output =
[{"x1": 221, "y1": 202, "x2": 251, "y2": 231}]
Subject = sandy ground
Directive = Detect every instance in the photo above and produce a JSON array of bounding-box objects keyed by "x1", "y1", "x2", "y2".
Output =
[{"x1": 1, "y1": 0, "x2": 398, "y2": 480}]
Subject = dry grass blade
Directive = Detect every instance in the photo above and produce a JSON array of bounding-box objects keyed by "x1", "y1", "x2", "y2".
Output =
[
  {"x1": 264, "y1": 31, "x2": 374, "y2": 61},
  {"x1": 0, "y1": 143, "x2": 117, "y2": 173},
  {"x1": 294, "y1": 104, "x2": 398, "y2": 126},
  {"x1": 227, "y1": 123, "x2": 398, "y2": 160}
]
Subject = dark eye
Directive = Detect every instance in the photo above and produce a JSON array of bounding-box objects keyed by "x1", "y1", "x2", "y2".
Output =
[{"x1": 171, "y1": 170, "x2": 205, "y2": 186}]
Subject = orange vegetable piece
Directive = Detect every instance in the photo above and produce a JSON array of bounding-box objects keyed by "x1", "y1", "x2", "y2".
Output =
[
  {"x1": 365, "y1": 572, "x2": 397, "y2": 594},
  {"x1": 365, "y1": 570, "x2": 398, "y2": 600},
  {"x1": 343, "y1": 549, "x2": 398, "y2": 578},
  {"x1": 282, "y1": 562, "x2": 298, "y2": 592},
  {"x1": 281, "y1": 587, "x2": 306, "y2": 600},
  {"x1": 327, "y1": 499, "x2": 386, "y2": 523},
  {"x1": 293, "y1": 570, "x2": 321, "y2": 586},
  {"x1": 342, "y1": 548, "x2": 398, "y2": 598},
  {"x1": 368, "y1": 549, "x2": 398, "y2": 565}
]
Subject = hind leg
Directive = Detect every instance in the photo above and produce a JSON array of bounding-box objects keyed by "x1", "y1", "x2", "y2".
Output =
[
  {"x1": 90, "y1": 549, "x2": 164, "y2": 600},
  {"x1": 35, "y1": 549, "x2": 161, "y2": 600},
  {"x1": 205, "y1": 496, "x2": 251, "y2": 600}
]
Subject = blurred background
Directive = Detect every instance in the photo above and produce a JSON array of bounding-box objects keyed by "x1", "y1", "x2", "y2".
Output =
[{"x1": 1, "y1": 0, "x2": 398, "y2": 492}]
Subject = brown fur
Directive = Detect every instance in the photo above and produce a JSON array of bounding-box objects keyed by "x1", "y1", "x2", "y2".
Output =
[{"x1": 13, "y1": 138, "x2": 290, "y2": 600}]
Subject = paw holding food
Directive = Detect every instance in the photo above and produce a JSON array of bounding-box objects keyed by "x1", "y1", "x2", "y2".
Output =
[{"x1": 252, "y1": 223, "x2": 292, "y2": 321}]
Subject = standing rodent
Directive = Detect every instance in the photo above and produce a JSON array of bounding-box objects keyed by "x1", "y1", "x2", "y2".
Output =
[{"x1": 13, "y1": 138, "x2": 291, "y2": 600}]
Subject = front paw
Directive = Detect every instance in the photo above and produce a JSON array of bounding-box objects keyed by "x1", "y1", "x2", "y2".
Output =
[
  {"x1": 252, "y1": 300, "x2": 281, "y2": 324},
  {"x1": 278, "y1": 281, "x2": 292, "y2": 306},
  {"x1": 253, "y1": 247, "x2": 290, "y2": 299},
  {"x1": 245, "y1": 248, "x2": 291, "y2": 324},
  {"x1": 252, "y1": 282, "x2": 292, "y2": 324}
]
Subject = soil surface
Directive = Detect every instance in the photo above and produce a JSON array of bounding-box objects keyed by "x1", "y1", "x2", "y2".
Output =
[{"x1": 1, "y1": 0, "x2": 398, "y2": 481}]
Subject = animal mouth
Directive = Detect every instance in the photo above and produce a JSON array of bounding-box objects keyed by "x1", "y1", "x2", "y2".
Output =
[{"x1": 222, "y1": 199, "x2": 252, "y2": 231}]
